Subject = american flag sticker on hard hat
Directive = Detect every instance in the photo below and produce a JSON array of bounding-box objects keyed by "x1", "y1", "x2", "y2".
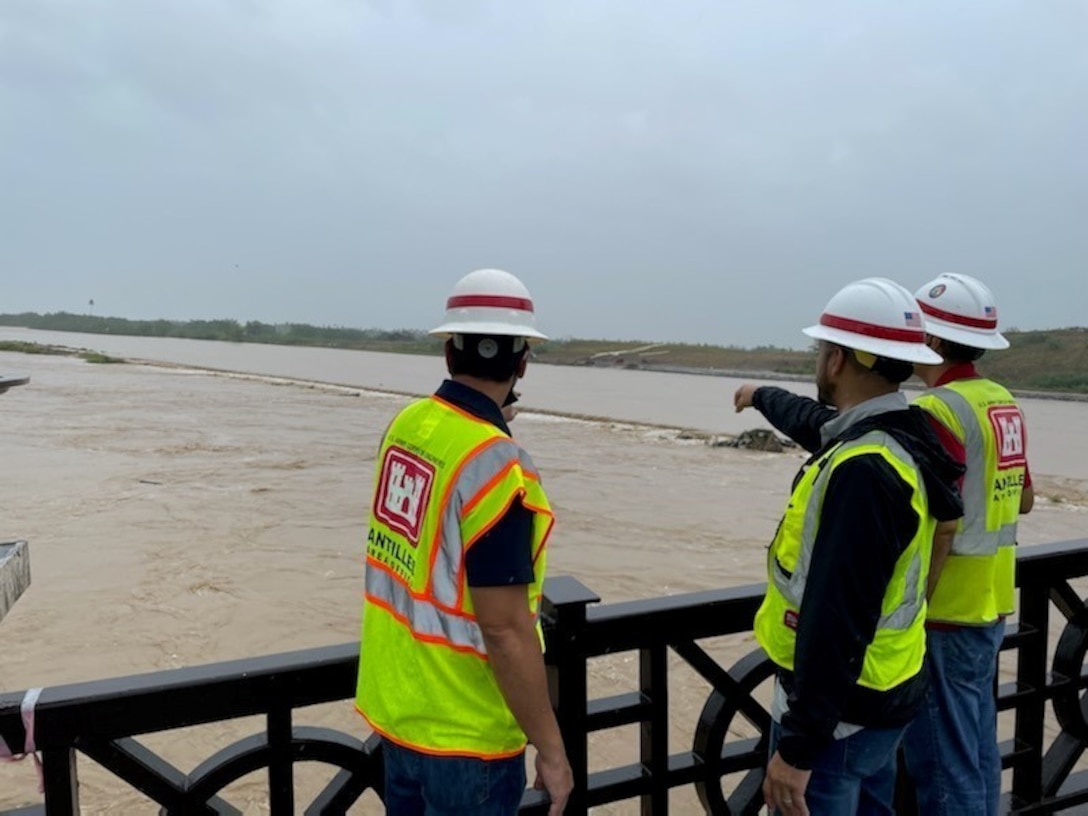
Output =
[{"x1": 904, "y1": 311, "x2": 922, "y2": 328}]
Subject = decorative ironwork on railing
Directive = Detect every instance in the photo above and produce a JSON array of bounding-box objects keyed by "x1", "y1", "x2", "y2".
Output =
[{"x1": 2, "y1": 538, "x2": 1088, "y2": 814}]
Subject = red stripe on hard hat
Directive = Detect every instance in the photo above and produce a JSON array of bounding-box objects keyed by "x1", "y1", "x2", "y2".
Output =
[
  {"x1": 919, "y1": 301, "x2": 997, "y2": 330},
  {"x1": 819, "y1": 314, "x2": 924, "y2": 344},
  {"x1": 447, "y1": 295, "x2": 534, "y2": 312}
]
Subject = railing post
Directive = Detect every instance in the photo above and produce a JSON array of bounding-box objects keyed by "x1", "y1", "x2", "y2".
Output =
[
  {"x1": 542, "y1": 576, "x2": 599, "y2": 816},
  {"x1": 1012, "y1": 582, "x2": 1049, "y2": 807},
  {"x1": 41, "y1": 747, "x2": 80, "y2": 815},
  {"x1": 640, "y1": 644, "x2": 669, "y2": 816},
  {"x1": 267, "y1": 705, "x2": 294, "y2": 816}
]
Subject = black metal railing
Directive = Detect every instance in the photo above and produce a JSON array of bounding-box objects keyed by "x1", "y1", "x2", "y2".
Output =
[{"x1": 3, "y1": 538, "x2": 1088, "y2": 814}]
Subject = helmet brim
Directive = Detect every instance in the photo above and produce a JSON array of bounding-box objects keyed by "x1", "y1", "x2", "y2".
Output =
[
  {"x1": 923, "y1": 320, "x2": 1009, "y2": 351},
  {"x1": 428, "y1": 321, "x2": 548, "y2": 341},
  {"x1": 803, "y1": 325, "x2": 942, "y2": 365}
]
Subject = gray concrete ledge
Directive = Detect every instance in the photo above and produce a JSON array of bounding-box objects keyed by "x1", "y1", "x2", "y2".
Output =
[{"x1": 0, "y1": 540, "x2": 30, "y2": 623}]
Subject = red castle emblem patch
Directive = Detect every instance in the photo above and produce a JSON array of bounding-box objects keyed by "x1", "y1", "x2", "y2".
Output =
[{"x1": 374, "y1": 447, "x2": 435, "y2": 546}]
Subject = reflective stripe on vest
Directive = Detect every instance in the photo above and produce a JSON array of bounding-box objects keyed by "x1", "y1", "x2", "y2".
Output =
[
  {"x1": 755, "y1": 431, "x2": 934, "y2": 692},
  {"x1": 427, "y1": 438, "x2": 532, "y2": 609},
  {"x1": 926, "y1": 386, "x2": 1018, "y2": 555},
  {"x1": 366, "y1": 567, "x2": 488, "y2": 655},
  {"x1": 918, "y1": 380, "x2": 1025, "y2": 622},
  {"x1": 365, "y1": 442, "x2": 547, "y2": 657},
  {"x1": 357, "y1": 397, "x2": 554, "y2": 758}
]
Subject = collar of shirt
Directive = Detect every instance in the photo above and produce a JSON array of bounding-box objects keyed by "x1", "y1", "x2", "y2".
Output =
[
  {"x1": 434, "y1": 379, "x2": 512, "y2": 436},
  {"x1": 819, "y1": 391, "x2": 909, "y2": 448},
  {"x1": 934, "y1": 362, "x2": 979, "y2": 387}
]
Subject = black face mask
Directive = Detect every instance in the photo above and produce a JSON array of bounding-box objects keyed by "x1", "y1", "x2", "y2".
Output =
[{"x1": 502, "y1": 386, "x2": 519, "y2": 408}]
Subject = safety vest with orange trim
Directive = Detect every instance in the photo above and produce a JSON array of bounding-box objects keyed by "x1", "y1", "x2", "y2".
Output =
[{"x1": 355, "y1": 395, "x2": 553, "y2": 758}]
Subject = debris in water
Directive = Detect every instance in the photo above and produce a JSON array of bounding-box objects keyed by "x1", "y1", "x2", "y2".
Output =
[{"x1": 711, "y1": 429, "x2": 795, "y2": 453}]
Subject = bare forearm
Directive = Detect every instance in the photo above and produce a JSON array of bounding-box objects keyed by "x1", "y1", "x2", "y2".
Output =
[{"x1": 484, "y1": 626, "x2": 565, "y2": 756}]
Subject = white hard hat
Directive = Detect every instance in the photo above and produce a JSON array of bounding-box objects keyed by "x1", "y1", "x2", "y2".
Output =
[
  {"x1": 429, "y1": 268, "x2": 547, "y2": 341},
  {"x1": 914, "y1": 273, "x2": 1009, "y2": 351},
  {"x1": 803, "y1": 277, "x2": 942, "y2": 365}
]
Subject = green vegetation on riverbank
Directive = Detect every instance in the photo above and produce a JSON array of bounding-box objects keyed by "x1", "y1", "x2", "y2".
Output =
[
  {"x1": 0, "y1": 339, "x2": 125, "y2": 365},
  {"x1": 0, "y1": 340, "x2": 71, "y2": 356},
  {"x1": 1, "y1": 312, "x2": 1086, "y2": 393}
]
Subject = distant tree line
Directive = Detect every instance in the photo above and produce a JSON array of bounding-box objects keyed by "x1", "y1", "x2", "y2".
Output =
[{"x1": 0, "y1": 312, "x2": 435, "y2": 351}]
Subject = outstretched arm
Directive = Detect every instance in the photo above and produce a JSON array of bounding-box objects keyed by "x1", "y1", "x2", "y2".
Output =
[{"x1": 735, "y1": 385, "x2": 836, "y2": 453}]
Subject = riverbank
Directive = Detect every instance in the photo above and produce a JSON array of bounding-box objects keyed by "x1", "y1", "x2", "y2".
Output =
[
  {"x1": 2, "y1": 314, "x2": 1086, "y2": 395},
  {"x1": 5, "y1": 336, "x2": 1088, "y2": 409}
]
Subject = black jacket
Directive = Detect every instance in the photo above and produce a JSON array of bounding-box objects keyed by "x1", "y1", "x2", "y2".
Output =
[{"x1": 753, "y1": 387, "x2": 964, "y2": 769}]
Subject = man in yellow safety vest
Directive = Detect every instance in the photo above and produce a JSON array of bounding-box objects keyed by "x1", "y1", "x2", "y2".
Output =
[
  {"x1": 736, "y1": 278, "x2": 964, "y2": 815},
  {"x1": 356, "y1": 268, "x2": 573, "y2": 815},
  {"x1": 902, "y1": 273, "x2": 1034, "y2": 816}
]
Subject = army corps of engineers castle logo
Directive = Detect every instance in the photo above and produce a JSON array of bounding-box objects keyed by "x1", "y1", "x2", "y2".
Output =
[
  {"x1": 374, "y1": 446, "x2": 436, "y2": 546},
  {"x1": 988, "y1": 406, "x2": 1027, "y2": 470}
]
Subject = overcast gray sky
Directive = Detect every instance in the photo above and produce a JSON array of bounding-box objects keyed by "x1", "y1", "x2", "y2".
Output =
[{"x1": 1, "y1": 1, "x2": 1085, "y2": 347}]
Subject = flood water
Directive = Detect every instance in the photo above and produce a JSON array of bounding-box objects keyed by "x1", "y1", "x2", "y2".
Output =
[
  {"x1": 3, "y1": 326, "x2": 1087, "y2": 480},
  {"x1": 1, "y1": 328, "x2": 1085, "y2": 813}
]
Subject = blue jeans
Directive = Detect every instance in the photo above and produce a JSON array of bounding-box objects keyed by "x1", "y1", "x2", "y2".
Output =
[
  {"x1": 381, "y1": 738, "x2": 526, "y2": 815},
  {"x1": 769, "y1": 721, "x2": 906, "y2": 815},
  {"x1": 902, "y1": 621, "x2": 1005, "y2": 816}
]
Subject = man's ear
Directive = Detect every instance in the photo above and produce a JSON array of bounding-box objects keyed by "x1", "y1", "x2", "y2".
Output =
[
  {"x1": 515, "y1": 350, "x2": 528, "y2": 379},
  {"x1": 444, "y1": 339, "x2": 455, "y2": 375},
  {"x1": 829, "y1": 345, "x2": 848, "y2": 378}
]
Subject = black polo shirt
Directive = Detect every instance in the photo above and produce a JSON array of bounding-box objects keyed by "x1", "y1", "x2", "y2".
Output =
[{"x1": 435, "y1": 380, "x2": 536, "y2": 587}]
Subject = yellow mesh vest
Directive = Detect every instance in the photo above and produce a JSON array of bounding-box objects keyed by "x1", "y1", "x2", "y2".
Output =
[
  {"x1": 916, "y1": 378, "x2": 1026, "y2": 623},
  {"x1": 754, "y1": 433, "x2": 934, "y2": 691},
  {"x1": 356, "y1": 397, "x2": 553, "y2": 757}
]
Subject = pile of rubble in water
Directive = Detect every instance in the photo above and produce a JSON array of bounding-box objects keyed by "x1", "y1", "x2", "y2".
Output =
[{"x1": 676, "y1": 428, "x2": 797, "y2": 453}]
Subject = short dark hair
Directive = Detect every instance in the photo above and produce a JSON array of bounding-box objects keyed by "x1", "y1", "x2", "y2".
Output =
[
  {"x1": 870, "y1": 356, "x2": 914, "y2": 384},
  {"x1": 448, "y1": 335, "x2": 527, "y2": 382},
  {"x1": 936, "y1": 338, "x2": 985, "y2": 364}
]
